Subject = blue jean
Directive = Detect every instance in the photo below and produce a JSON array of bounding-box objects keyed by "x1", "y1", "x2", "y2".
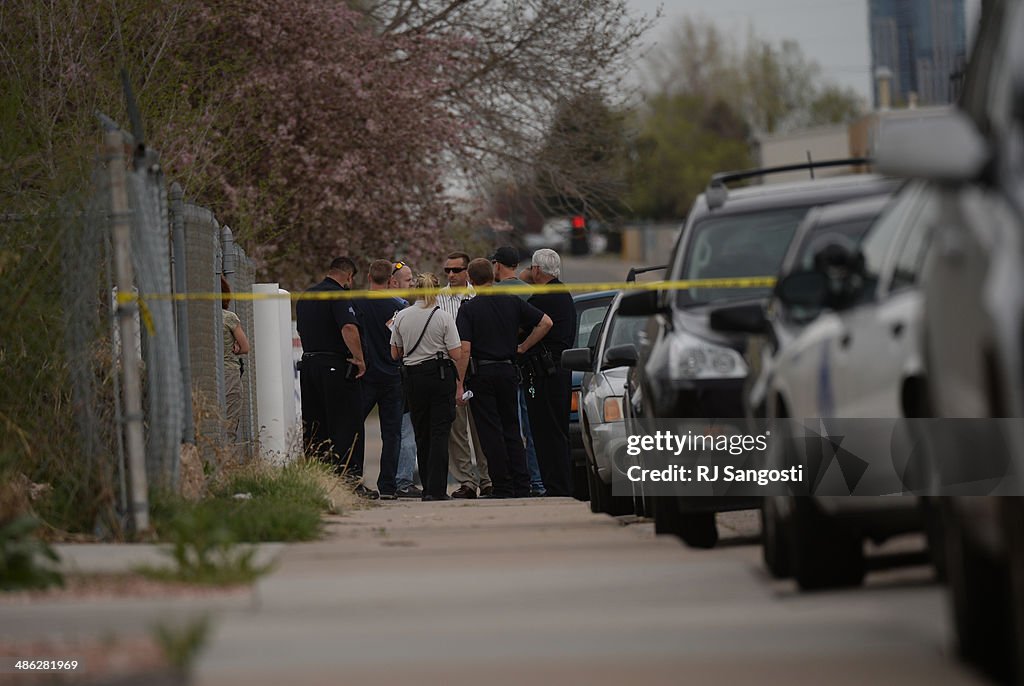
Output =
[
  {"x1": 518, "y1": 386, "x2": 544, "y2": 489},
  {"x1": 357, "y1": 379, "x2": 404, "y2": 495},
  {"x1": 396, "y1": 411, "x2": 417, "y2": 490}
]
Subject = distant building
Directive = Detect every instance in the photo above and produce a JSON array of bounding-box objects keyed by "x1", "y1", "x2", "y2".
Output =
[
  {"x1": 754, "y1": 125, "x2": 854, "y2": 185},
  {"x1": 869, "y1": 0, "x2": 967, "y2": 107}
]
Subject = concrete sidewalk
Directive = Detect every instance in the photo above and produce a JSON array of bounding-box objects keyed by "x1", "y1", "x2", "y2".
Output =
[
  {"x1": 188, "y1": 499, "x2": 978, "y2": 686},
  {"x1": 0, "y1": 544, "x2": 284, "y2": 641}
]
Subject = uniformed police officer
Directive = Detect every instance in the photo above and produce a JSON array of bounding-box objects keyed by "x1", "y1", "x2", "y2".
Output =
[
  {"x1": 296, "y1": 257, "x2": 370, "y2": 492},
  {"x1": 354, "y1": 259, "x2": 409, "y2": 499},
  {"x1": 391, "y1": 272, "x2": 463, "y2": 501},
  {"x1": 455, "y1": 258, "x2": 552, "y2": 498},
  {"x1": 522, "y1": 248, "x2": 577, "y2": 497}
]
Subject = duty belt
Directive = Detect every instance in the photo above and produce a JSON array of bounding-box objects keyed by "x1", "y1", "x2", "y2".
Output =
[{"x1": 477, "y1": 359, "x2": 512, "y2": 366}]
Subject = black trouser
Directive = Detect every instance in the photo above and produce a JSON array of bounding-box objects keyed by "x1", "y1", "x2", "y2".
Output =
[
  {"x1": 467, "y1": 365, "x2": 530, "y2": 497},
  {"x1": 405, "y1": 364, "x2": 456, "y2": 499},
  {"x1": 525, "y1": 367, "x2": 573, "y2": 496},
  {"x1": 354, "y1": 378, "x2": 405, "y2": 495},
  {"x1": 300, "y1": 356, "x2": 364, "y2": 475}
]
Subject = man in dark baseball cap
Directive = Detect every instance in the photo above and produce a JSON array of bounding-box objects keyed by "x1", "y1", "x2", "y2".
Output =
[
  {"x1": 489, "y1": 246, "x2": 520, "y2": 270},
  {"x1": 491, "y1": 246, "x2": 546, "y2": 496}
]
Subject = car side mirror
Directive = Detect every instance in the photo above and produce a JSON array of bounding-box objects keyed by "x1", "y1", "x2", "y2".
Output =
[
  {"x1": 875, "y1": 110, "x2": 989, "y2": 183},
  {"x1": 709, "y1": 302, "x2": 768, "y2": 334},
  {"x1": 776, "y1": 271, "x2": 830, "y2": 309},
  {"x1": 560, "y1": 347, "x2": 593, "y2": 372},
  {"x1": 603, "y1": 343, "x2": 638, "y2": 369},
  {"x1": 618, "y1": 290, "x2": 666, "y2": 317}
]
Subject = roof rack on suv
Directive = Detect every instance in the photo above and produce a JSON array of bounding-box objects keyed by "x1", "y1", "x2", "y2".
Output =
[{"x1": 705, "y1": 157, "x2": 872, "y2": 210}]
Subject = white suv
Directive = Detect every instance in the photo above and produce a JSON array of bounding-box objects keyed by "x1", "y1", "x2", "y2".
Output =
[{"x1": 876, "y1": 0, "x2": 1024, "y2": 681}]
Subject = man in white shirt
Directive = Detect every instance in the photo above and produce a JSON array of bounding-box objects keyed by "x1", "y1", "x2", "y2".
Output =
[{"x1": 437, "y1": 251, "x2": 491, "y2": 498}]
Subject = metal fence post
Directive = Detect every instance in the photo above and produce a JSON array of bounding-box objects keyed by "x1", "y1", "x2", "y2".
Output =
[
  {"x1": 106, "y1": 131, "x2": 149, "y2": 534},
  {"x1": 170, "y1": 182, "x2": 195, "y2": 445}
]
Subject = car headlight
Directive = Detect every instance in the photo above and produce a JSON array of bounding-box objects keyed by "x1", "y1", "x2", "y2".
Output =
[
  {"x1": 603, "y1": 396, "x2": 624, "y2": 422},
  {"x1": 668, "y1": 332, "x2": 747, "y2": 380}
]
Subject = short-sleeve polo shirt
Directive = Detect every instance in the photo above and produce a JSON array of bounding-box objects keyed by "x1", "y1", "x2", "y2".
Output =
[{"x1": 296, "y1": 278, "x2": 360, "y2": 356}]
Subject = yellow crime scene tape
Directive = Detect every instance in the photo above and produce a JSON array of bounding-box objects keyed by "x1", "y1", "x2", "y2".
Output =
[{"x1": 115, "y1": 277, "x2": 778, "y2": 306}]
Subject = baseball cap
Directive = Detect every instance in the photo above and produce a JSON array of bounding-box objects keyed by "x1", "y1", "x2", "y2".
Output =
[{"x1": 489, "y1": 246, "x2": 520, "y2": 268}]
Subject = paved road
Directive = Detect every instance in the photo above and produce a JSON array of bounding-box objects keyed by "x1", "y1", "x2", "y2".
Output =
[{"x1": 190, "y1": 500, "x2": 977, "y2": 686}]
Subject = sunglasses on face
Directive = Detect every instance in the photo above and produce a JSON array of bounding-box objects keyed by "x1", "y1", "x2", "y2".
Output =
[
  {"x1": 391, "y1": 261, "x2": 406, "y2": 276},
  {"x1": 443, "y1": 266, "x2": 467, "y2": 274}
]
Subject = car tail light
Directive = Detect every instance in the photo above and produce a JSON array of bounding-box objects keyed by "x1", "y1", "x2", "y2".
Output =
[{"x1": 571, "y1": 391, "x2": 580, "y2": 413}]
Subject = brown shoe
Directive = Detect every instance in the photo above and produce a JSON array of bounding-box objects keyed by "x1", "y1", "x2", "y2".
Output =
[
  {"x1": 451, "y1": 484, "x2": 477, "y2": 499},
  {"x1": 479, "y1": 485, "x2": 494, "y2": 497}
]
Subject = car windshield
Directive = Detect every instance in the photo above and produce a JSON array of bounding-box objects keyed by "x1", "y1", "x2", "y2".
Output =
[{"x1": 677, "y1": 207, "x2": 810, "y2": 306}]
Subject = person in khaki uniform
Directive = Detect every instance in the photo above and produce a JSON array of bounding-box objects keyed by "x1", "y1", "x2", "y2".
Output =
[
  {"x1": 391, "y1": 272, "x2": 464, "y2": 501},
  {"x1": 436, "y1": 251, "x2": 491, "y2": 498},
  {"x1": 221, "y1": 277, "x2": 250, "y2": 443}
]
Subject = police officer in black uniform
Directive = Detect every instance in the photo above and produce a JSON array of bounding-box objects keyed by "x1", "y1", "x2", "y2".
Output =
[
  {"x1": 522, "y1": 248, "x2": 577, "y2": 497},
  {"x1": 455, "y1": 258, "x2": 552, "y2": 498},
  {"x1": 296, "y1": 257, "x2": 368, "y2": 485}
]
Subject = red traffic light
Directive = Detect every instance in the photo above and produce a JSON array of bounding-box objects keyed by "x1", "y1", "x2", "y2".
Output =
[{"x1": 571, "y1": 215, "x2": 586, "y2": 230}]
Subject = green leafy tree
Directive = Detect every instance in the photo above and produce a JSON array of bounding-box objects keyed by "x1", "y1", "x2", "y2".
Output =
[
  {"x1": 533, "y1": 91, "x2": 630, "y2": 218},
  {"x1": 625, "y1": 94, "x2": 751, "y2": 220}
]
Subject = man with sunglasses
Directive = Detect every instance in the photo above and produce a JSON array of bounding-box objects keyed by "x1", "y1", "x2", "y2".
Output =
[{"x1": 437, "y1": 251, "x2": 492, "y2": 498}]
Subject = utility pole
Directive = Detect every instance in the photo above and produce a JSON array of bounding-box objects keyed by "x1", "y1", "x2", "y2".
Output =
[{"x1": 106, "y1": 130, "x2": 150, "y2": 534}]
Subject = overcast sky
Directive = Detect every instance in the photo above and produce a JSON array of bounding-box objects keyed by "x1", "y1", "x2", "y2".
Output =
[{"x1": 625, "y1": 0, "x2": 982, "y2": 104}]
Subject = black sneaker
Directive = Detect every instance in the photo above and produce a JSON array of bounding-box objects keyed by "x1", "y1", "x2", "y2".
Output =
[
  {"x1": 479, "y1": 485, "x2": 494, "y2": 497},
  {"x1": 379, "y1": 492, "x2": 398, "y2": 501},
  {"x1": 354, "y1": 483, "x2": 380, "y2": 500},
  {"x1": 422, "y1": 494, "x2": 452, "y2": 501},
  {"x1": 529, "y1": 486, "x2": 547, "y2": 497},
  {"x1": 395, "y1": 485, "x2": 423, "y2": 499}
]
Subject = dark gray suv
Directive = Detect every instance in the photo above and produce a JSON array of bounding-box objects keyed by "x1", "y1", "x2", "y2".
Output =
[{"x1": 618, "y1": 163, "x2": 898, "y2": 548}]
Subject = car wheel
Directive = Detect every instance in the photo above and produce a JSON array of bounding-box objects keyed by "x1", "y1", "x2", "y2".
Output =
[
  {"x1": 572, "y1": 461, "x2": 590, "y2": 502},
  {"x1": 1004, "y1": 497, "x2": 1024, "y2": 684},
  {"x1": 587, "y1": 462, "x2": 605, "y2": 514},
  {"x1": 945, "y1": 499, "x2": 1014, "y2": 681},
  {"x1": 920, "y1": 496, "x2": 946, "y2": 581},
  {"x1": 654, "y1": 498, "x2": 718, "y2": 548},
  {"x1": 761, "y1": 498, "x2": 791, "y2": 578},
  {"x1": 790, "y1": 498, "x2": 865, "y2": 590},
  {"x1": 677, "y1": 513, "x2": 718, "y2": 549},
  {"x1": 588, "y1": 462, "x2": 633, "y2": 516}
]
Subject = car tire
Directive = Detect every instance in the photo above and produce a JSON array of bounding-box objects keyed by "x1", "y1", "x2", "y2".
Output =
[
  {"x1": 1004, "y1": 497, "x2": 1024, "y2": 684},
  {"x1": 654, "y1": 498, "x2": 718, "y2": 548},
  {"x1": 588, "y1": 462, "x2": 633, "y2": 516},
  {"x1": 790, "y1": 498, "x2": 865, "y2": 591},
  {"x1": 572, "y1": 461, "x2": 590, "y2": 502},
  {"x1": 677, "y1": 512, "x2": 718, "y2": 549},
  {"x1": 761, "y1": 498, "x2": 792, "y2": 578},
  {"x1": 587, "y1": 461, "x2": 604, "y2": 514},
  {"x1": 920, "y1": 496, "x2": 946, "y2": 581},
  {"x1": 945, "y1": 499, "x2": 1015, "y2": 682}
]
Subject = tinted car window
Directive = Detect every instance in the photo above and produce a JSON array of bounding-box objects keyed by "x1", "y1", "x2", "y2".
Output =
[
  {"x1": 575, "y1": 299, "x2": 612, "y2": 348},
  {"x1": 678, "y1": 207, "x2": 809, "y2": 305},
  {"x1": 858, "y1": 184, "x2": 923, "y2": 301},
  {"x1": 889, "y1": 193, "x2": 938, "y2": 292},
  {"x1": 795, "y1": 217, "x2": 875, "y2": 271}
]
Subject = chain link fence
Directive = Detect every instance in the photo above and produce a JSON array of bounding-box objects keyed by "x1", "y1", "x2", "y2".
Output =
[{"x1": 1, "y1": 121, "x2": 261, "y2": 537}]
